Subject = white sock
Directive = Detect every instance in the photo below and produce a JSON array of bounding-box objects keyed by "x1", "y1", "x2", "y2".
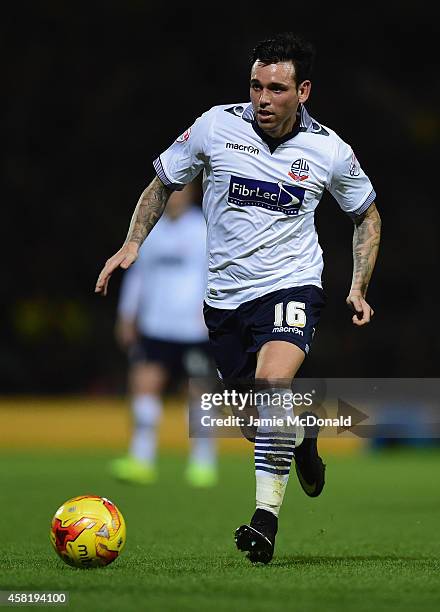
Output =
[
  {"x1": 254, "y1": 388, "x2": 297, "y2": 517},
  {"x1": 130, "y1": 394, "x2": 162, "y2": 464},
  {"x1": 187, "y1": 400, "x2": 217, "y2": 467},
  {"x1": 189, "y1": 437, "x2": 217, "y2": 467}
]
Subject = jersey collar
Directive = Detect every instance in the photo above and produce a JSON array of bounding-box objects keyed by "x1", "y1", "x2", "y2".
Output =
[{"x1": 247, "y1": 104, "x2": 312, "y2": 154}]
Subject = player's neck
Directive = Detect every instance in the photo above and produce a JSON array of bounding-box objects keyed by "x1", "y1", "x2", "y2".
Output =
[
  {"x1": 252, "y1": 114, "x2": 300, "y2": 154},
  {"x1": 263, "y1": 115, "x2": 297, "y2": 139}
]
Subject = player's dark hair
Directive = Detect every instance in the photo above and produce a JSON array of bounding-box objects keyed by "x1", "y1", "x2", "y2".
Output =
[{"x1": 251, "y1": 33, "x2": 316, "y2": 86}]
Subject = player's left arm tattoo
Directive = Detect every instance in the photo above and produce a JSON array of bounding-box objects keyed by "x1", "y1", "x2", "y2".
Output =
[{"x1": 350, "y1": 202, "x2": 381, "y2": 296}]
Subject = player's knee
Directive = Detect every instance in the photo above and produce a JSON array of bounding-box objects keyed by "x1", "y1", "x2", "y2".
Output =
[
  {"x1": 256, "y1": 341, "x2": 305, "y2": 380},
  {"x1": 129, "y1": 364, "x2": 167, "y2": 395}
]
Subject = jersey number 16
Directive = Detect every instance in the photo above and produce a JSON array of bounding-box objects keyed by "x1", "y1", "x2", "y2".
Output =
[{"x1": 274, "y1": 301, "x2": 306, "y2": 328}]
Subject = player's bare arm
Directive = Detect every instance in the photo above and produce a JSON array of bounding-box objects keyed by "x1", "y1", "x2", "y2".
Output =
[
  {"x1": 347, "y1": 202, "x2": 382, "y2": 326},
  {"x1": 125, "y1": 176, "x2": 172, "y2": 246},
  {"x1": 95, "y1": 177, "x2": 172, "y2": 296}
]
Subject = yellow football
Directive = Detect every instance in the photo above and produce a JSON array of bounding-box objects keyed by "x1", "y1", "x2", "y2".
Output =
[{"x1": 50, "y1": 495, "x2": 126, "y2": 568}]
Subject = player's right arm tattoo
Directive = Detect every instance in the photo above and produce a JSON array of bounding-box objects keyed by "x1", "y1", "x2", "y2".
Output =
[
  {"x1": 124, "y1": 176, "x2": 172, "y2": 246},
  {"x1": 351, "y1": 203, "x2": 381, "y2": 296}
]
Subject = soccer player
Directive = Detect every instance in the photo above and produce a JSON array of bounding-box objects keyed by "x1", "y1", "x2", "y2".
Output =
[
  {"x1": 110, "y1": 183, "x2": 218, "y2": 487},
  {"x1": 96, "y1": 33, "x2": 381, "y2": 563}
]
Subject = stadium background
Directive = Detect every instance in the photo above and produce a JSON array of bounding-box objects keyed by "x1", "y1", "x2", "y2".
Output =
[
  {"x1": 1, "y1": 3, "x2": 439, "y2": 610},
  {"x1": 2, "y1": 2, "x2": 439, "y2": 394}
]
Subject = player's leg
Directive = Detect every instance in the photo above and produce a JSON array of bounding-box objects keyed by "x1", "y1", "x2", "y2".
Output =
[
  {"x1": 186, "y1": 437, "x2": 217, "y2": 487},
  {"x1": 127, "y1": 361, "x2": 167, "y2": 466},
  {"x1": 204, "y1": 302, "x2": 279, "y2": 560},
  {"x1": 256, "y1": 340, "x2": 325, "y2": 496},
  {"x1": 235, "y1": 343, "x2": 304, "y2": 563},
  {"x1": 235, "y1": 286, "x2": 326, "y2": 562},
  {"x1": 181, "y1": 343, "x2": 218, "y2": 487},
  {"x1": 254, "y1": 342, "x2": 305, "y2": 505},
  {"x1": 255, "y1": 340, "x2": 305, "y2": 379},
  {"x1": 110, "y1": 339, "x2": 168, "y2": 484}
]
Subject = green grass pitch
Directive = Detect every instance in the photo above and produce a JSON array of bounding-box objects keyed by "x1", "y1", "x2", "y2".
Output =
[{"x1": 1, "y1": 449, "x2": 439, "y2": 611}]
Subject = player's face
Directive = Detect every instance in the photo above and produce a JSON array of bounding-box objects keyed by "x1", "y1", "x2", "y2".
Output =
[{"x1": 250, "y1": 61, "x2": 311, "y2": 138}]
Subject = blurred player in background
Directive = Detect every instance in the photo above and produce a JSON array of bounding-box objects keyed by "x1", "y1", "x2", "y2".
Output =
[
  {"x1": 110, "y1": 183, "x2": 217, "y2": 487},
  {"x1": 96, "y1": 33, "x2": 381, "y2": 563}
]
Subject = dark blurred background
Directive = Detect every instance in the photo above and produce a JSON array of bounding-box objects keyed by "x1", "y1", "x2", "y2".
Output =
[{"x1": 2, "y1": 1, "x2": 439, "y2": 394}]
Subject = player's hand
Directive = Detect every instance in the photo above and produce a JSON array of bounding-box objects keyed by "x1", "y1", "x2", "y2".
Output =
[
  {"x1": 95, "y1": 242, "x2": 139, "y2": 296},
  {"x1": 346, "y1": 290, "x2": 375, "y2": 326}
]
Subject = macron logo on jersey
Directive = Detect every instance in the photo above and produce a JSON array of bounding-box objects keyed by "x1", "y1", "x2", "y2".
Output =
[
  {"x1": 228, "y1": 176, "x2": 305, "y2": 215},
  {"x1": 225, "y1": 142, "x2": 260, "y2": 155}
]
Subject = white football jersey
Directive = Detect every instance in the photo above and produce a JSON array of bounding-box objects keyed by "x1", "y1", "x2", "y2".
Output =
[
  {"x1": 154, "y1": 103, "x2": 376, "y2": 309},
  {"x1": 118, "y1": 207, "x2": 208, "y2": 342}
]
